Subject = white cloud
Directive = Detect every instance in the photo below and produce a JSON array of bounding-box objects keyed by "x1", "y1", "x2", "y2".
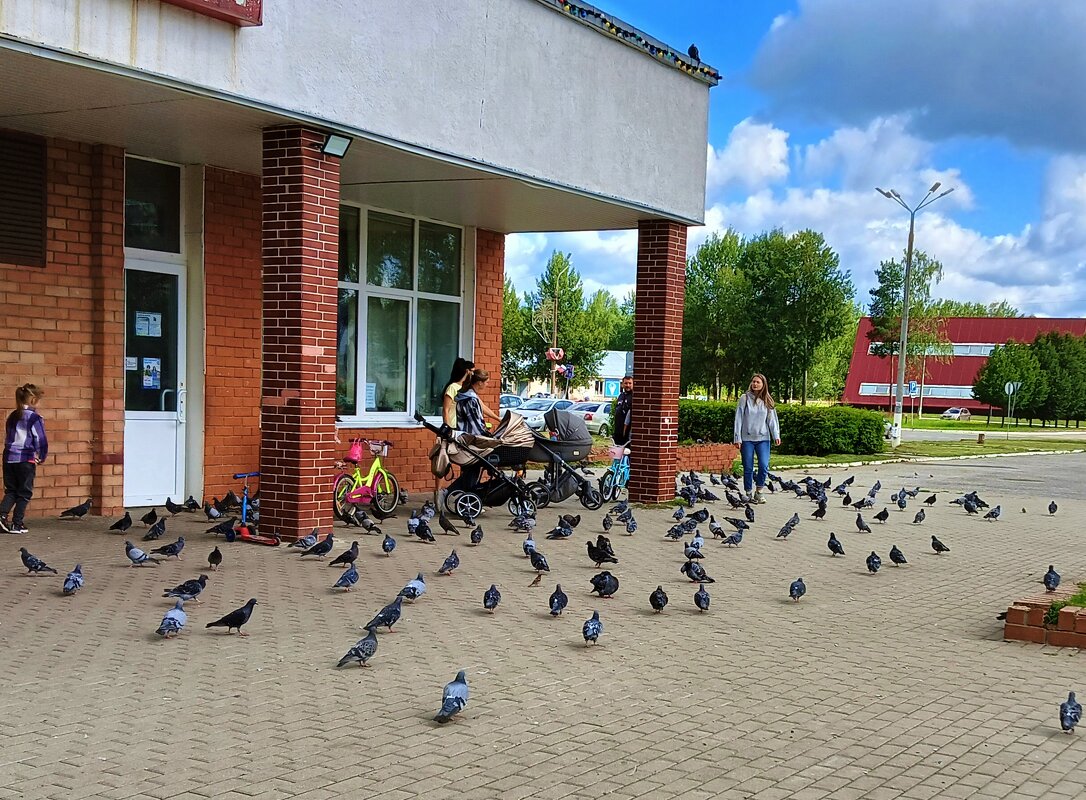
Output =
[{"x1": 706, "y1": 118, "x2": 790, "y2": 194}]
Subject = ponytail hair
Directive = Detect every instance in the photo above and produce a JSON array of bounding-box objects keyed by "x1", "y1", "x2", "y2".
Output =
[{"x1": 7, "y1": 383, "x2": 43, "y2": 428}]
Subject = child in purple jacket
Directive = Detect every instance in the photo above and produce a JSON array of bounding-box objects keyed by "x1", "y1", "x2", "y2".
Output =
[{"x1": 0, "y1": 383, "x2": 48, "y2": 535}]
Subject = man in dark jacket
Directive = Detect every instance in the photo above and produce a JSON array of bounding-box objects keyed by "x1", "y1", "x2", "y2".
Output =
[{"x1": 612, "y1": 376, "x2": 633, "y2": 444}]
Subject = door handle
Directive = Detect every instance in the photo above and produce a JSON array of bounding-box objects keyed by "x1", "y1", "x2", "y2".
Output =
[
  {"x1": 177, "y1": 389, "x2": 187, "y2": 424},
  {"x1": 160, "y1": 388, "x2": 175, "y2": 411}
]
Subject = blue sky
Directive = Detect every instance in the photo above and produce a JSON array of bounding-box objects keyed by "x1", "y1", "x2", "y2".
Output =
[{"x1": 506, "y1": 0, "x2": 1086, "y2": 317}]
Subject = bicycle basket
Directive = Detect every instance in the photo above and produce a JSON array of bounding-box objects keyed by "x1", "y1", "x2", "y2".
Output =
[
  {"x1": 368, "y1": 441, "x2": 389, "y2": 457},
  {"x1": 608, "y1": 445, "x2": 628, "y2": 460},
  {"x1": 346, "y1": 439, "x2": 364, "y2": 463}
]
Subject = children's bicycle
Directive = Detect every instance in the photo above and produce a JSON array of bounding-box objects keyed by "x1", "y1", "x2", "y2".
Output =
[
  {"x1": 598, "y1": 443, "x2": 631, "y2": 502},
  {"x1": 224, "y1": 471, "x2": 281, "y2": 546},
  {"x1": 333, "y1": 438, "x2": 400, "y2": 517}
]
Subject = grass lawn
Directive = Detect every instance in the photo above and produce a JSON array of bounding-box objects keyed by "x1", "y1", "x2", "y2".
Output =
[{"x1": 894, "y1": 414, "x2": 1082, "y2": 432}]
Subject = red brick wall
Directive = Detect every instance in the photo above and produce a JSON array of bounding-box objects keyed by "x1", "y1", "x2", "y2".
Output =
[
  {"x1": 259, "y1": 128, "x2": 341, "y2": 540},
  {"x1": 338, "y1": 229, "x2": 506, "y2": 497},
  {"x1": 203, "y1": 167, "x2": 262, "y2": 500},
  {"x1": 629, "y1": 220, "x2": 687, "y2": 503},
  {"x1": 0, "y1": 133, "x2": 125, "y2": 517}
]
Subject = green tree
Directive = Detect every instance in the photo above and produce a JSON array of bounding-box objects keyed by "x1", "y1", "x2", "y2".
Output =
[
  {"x1": 929, "y1": 299, "x2": 1021, "y2": 317},
  {"x1": 807, "y1": 304, "x2": 862, "y2": 401},
  {"x1": 608, "y1": 291, "x2": 636, "y2": 351},
  {"x1": 501, "y1": 278, "x2": 534, "y2": 389},
  {"x1": 972, "y1": 341, "x2": 1046, "y2": 422},
  {"x1": 1028, "y1": 332, "x2": 1086, "y2": 424}
]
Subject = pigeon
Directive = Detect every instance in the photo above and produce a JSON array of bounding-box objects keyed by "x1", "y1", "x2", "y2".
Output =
[
  {"x1": 530, "y1": 549, "x2": 550, "y2": 574},
  {"x1": 897, "y1": 492, "x2": 907, "y2": 511},
  {"x1": 923, "y1": 494, "x2": 937, "y2": 506},
  {"x1": 140, "y1": 508, "x2": 158, "y2": 526},
  {"x1": 842, "y1": 493, "x2": 852, "y2": 507},
  {"x1": 483, "y1": 584, "x2": 501, "y2": 612},
  {"x1": 206, "y1": 598, "x2": 258, "y2": 635},
  {"x1": 523, "y1": 532, "x2": 536, "y2": 557},
  {"x1": 329, "y1": 541, "x2": 359, "y2": 568},
  {"x1": 694, "y1": 583, "x2": 710, "y2": 612},
  {"x1": 680, "y1": 560, "x2": 714, "y2": 583},
  {"x1": 672, "y1": 506, "x2": 685, "y2": 522},
  {"x1": 912, "y1": 509, "x2": 926, "y2": 525},
  {"x1": 811, "y1": 505, "x2": 826, "y2": 521},
  {"x1": 931, "y1": 535, "x2": 950, "y2": 555},
  {"x1": 776, "y1": 522, "x2": 797, "y2": 540},
  {"x1": 827, "y1": 532, "x2": 845, "y2": 557},
  {"x1": 866, "y1": 551, "x2": 882, "y2": 574},
  {"x1": 206, "y1": 517, "x2": 238, "y2": 537},
  {"x1": 744, "y1": 504, "x2": 756, "y2": 523},
  {"x1": 984, "y1": 505, "x2": 1002, "y2": 522},
  {"x1": 143, "y1": 518, "x2": 167, "y2": 541},
  {"x1": 856, "y1": 513, "x2": 872, "y2": 534},
  {"x1": 415, "y1": 520, "x2": 436, "y2": 543},
  {"x1": 649, "y1": 585, "x2": 668, "y2": 613},
  {"x1": 1049, "y1": 501, "x2": 1059, "y2": 516},
  {"x1": 963, "y1": 500, "x2": 979, "y2": 515},
  {"x1": 124, "y1": 540, "x2": 160, "y2": 566},
  {"x1": 60, "y1": 499, "x2": 92, "y2": 519},
  {"x1": 207, "y1": 546, "x2": 222, "y2": 571},
  {"x1": 722, "y1": 530, "x2": 743, "y2": 547},
  {"x1": 784, "y1": 512, "x2": 800, "y2": 529},
  {"x1": 688, "y1": 43, "x2": 700, "y2": 61},
  {"x1": 601, "y1": 514, "x2": 613, "y2": 532},
  {"x1": 163, "y1": 574, "x2": 208, "y2": 602},
  {"x1": 437, "y1": 549, "x2": 460, "y2": 576},
  {"x1": 789, "y1": 578, "x2": 806, "y2": 602},
  {"x1": 582, "y1": 610, "x2": 603, "y2": 645},
  {"x1": 299, "y1": 534, "x2": 335, "y2": 559},
  {"x1": 549, "y1": 584, "x2": 568, "y2": 616},
  {"x1": 19, "y1": 548, "x2": 58, "y2": 575},
  {"x1": 62, "y1": 564, "x2": 84, "y2": 595},
  {"x1": 204, "y1": 499, "x2": 223, "y2": 520},
  {"x1": 156, "y1": 599, "x2": 187, "y2": 638},
  {"x1": 596, "y1": 534, "x2": 616, "y2": 559},
  {"x1": 108, "y1": 512, "x2": 132, "y2": 532},
  {"x1": 165, "y1": 497, "x2": 185, "y2": 516},
  {"x1": 381, "y1": 532, "x2": 397, "y2": 556},
  {"x1": 336, "y1": 627, "x2": 379, "y2": 667},
  {"x1": 723, "y1": 516, "x2": 749, "y2": 532},
  {"x1": 889, "y1": 545, "x2": 907, "y2": 566},
  {"x1": 528, "y1": 573, "x2": 542, "y2": 588},
  {"x1": 399, "y1": 572, "x2": 427, "y2": 601},
  {"x1": 459, "y1": 510, "x2": 477, "y2": 528},
  {"x1": 684, "y1": 541, "x2": 705, "y2": 560},
  {"x1": 625, "y1": 518, "x2": 638, "y2": 535},
  {"x1": 438, "y1": 512, "x2": 460, "y2": 536},
  {"x1": 433, "y1": 670, "x2": 469, "y2": 723},
  {"x1": 1060, "y1": 691, "x2": 1082, "y2": 733},
  {"x1": 150, "y1": 536, "x2": 185, "y2": 560},
  {"x1": 469, "y1": 526, "x2": 484, "y2": 546},
  {"x1": 587, "y1": 539, "x2": 619, "y2": 567},
  {"x1": 333, "y1": 564, "x2": 359, "y2": 592},
  {"x1": 589, "y1": 571, "x2": 620, "y2": 598},
  {"x1": 1044, "y1": 566, "x2": 1061, "y2": 593},
  {"x1": 874, "y1": 507, "x2": 889, "y2": 524},
  {"x1": 289, "y1": 530, "x2": 319, "y2": 549},
  {"x1": 546, "y1": 519, "x2": 574, "y2": 540},
  {"x1": 184, "y1": 496, "x2": 201, "y2": 512}
]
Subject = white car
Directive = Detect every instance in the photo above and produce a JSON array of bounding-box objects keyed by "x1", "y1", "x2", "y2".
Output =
[
  {"x1": 512, "y1": 398, "x2": 575, "y2": 429},
  {"x1": 568, "y1": 401, "x2": 613, "y2": 437},
  {"x1": 940, "y1": 407, "x2": 972, "y2": 421},
  {"x1": 499, "y1": 394, "x2": 524, "y2": 411}
]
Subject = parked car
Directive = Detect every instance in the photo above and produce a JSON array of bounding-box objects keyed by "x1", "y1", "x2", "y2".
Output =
[
  {"x1": 940, "y1": 407, "x2": 972, "y2": 421},
  {"x1": 568, "y1": 401, "x2": 613, "y2": 437},
  {"x1": 499, "y1": 394, "x2": 524, "y2": 411},
  {"x1": 512, "y1": 397, "x2": 575, "y2": 429}
]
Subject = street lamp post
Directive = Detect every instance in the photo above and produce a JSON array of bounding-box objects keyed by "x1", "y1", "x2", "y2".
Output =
[{"x1": 875, "y1": 182, "x2": 955, "y2": 448}]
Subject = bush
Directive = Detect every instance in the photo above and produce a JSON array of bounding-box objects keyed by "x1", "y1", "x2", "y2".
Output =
[{"x1": 678, "y1": 400, "x2": 885, "y2": 457}]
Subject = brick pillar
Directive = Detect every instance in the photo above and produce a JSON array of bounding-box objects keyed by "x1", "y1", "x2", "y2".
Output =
[
  {"x1": 474, "y1": 229, "x2": 505, "y2": 411},
  {"x1": 629, "y1": 220, "x2": 686, "y2": 503},
  {"x1": 260, "y1": 128, "x2": 340, "y2": 540},
  {"x1": 89, "y1": 145, "x2": 126, "y2": 516}
]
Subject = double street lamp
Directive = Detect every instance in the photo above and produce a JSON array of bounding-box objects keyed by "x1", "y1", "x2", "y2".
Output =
[{"x1": 875, "y1": 182, "x2": 955, "y2": 448}]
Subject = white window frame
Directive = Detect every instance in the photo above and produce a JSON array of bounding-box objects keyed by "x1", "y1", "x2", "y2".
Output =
[
  {"x1": 123, "y1": 155, "x2": 186, "y2": 265},
  {"x1": 336, "y1": 203, "x2": 474, "y2": 428}
]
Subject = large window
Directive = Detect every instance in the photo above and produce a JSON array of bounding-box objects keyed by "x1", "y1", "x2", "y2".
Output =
[
  {"x1": 124, "y1": 158, "x2": 181, "y2": 253},
  {"x1": 337, "y1": 207, "x2": 465, "y2": 420}
]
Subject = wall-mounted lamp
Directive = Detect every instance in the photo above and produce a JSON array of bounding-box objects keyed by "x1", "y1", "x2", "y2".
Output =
[{"x1": 318, "y1": 133, "x2": 352, "y2": 158}]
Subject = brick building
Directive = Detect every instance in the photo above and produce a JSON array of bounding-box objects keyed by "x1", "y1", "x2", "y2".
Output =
[{"x1": 0, "y1": 0, "x2": 715, "y2": 537}]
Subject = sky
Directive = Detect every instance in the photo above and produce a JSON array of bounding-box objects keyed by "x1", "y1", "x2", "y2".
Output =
[{"x1": 505, "y1": 0, "x2": 1086, "y2": 317}]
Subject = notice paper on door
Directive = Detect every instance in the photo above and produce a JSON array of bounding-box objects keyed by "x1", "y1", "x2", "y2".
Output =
[
  {"x1": 124, "y1": 356, "x2": 138, "y2": 371},
  {"x1": 134, "y1": 311, "x2": 162, "y2": 338},
  {"x1": 142, "y1": 358, "x2": 161, "y2": 389}
]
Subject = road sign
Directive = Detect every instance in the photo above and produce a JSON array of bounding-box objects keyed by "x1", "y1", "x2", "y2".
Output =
[
  {"x1": 908, "y1": 380, "x2": 918, "y2": 397},
  {"x1": 1005, "y1": 381, "x2": 1021, "y2": 396},
  {"x1": 604, "y1": 380, "x2": 620, "y2": 398}
]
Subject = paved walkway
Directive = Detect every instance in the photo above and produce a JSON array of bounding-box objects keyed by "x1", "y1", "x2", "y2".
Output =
[{"x1": 2, "y1": 453, "x2": 1085, "y2": 799}]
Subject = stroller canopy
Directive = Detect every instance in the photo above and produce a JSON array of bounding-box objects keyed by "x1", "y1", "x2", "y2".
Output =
[{"x1": 543, "y1": 408, "x2": 592, "y2": 445}]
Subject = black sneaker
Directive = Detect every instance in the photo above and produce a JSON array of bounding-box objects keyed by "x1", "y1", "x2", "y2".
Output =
[
  {"x1": 0, "y1": 517, "x2": 10, "y2": 534},
  {"x1": 11, "y1": 524, "x2": 28, "y2": 535}
]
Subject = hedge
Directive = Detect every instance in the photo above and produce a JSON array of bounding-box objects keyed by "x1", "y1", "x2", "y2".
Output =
[{"x1": 678, "y1": 400, "x2": 886, "y2": 457}]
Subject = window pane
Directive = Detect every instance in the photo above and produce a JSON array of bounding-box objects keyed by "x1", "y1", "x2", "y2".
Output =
[
  {"x1": 415, "y1": 299, "x2": 460, "y2": 416},
  {"x1": 337, "y1": 288, "x2": 358, "y2": 416},
  {"x1": 367, "y1": 212, "x2": 413, "y2": 290},
  {"x1": 124, "y1": 158, "x2": 181, "y2": 252},
  {"x1": 339, "y1": 207, "x2": 360, "y2": 282},
  {"x1": 366, "y1": 297, "x2": 409, "y2": 412},
  {"x1": 418, "y1": 221, "x2": 462, "y2": 296}
]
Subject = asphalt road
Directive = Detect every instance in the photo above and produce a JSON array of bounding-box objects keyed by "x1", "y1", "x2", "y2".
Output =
[{"x1": 902, "y1": 426, "x2": 1086, "y2": 442}]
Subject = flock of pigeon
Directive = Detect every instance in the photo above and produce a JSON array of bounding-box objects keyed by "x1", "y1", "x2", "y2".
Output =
[{"x1": 13, "y1": 470, "x2": 1082, "y2": 732}]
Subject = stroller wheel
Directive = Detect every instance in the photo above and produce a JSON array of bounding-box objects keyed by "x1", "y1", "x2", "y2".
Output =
[
  {"x1": 443, "y1": 490, "x2": 464, "y2": 514},
  {"x1": 528, "y1": 482, "x2": 551, "y2": 510},
  {"x1": 454, "y1": 492, "x2": 483, "y2": 520},
  {"x1": 580, "y1": 487, "x2": 605, "y2": 511},
  {"x1": 507, "y1": 497, "x2": 537, "y2": 518}
]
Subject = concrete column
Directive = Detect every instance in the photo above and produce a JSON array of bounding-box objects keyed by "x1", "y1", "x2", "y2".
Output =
[
  {"x1": 628, "y1": 219, "x2": 686, "y2": 503},
  {"x1": 259, "y1": 127, "x2": 340, "y2": 540}
]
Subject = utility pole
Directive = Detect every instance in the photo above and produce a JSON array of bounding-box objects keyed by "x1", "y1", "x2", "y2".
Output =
[{"x1": 550, "y1": 288, "x2": 559, "y2": 395}]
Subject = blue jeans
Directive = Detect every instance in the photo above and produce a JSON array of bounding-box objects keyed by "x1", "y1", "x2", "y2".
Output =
[{"x1": 739, "y1": 440, "x2": 771, "y2": 492}]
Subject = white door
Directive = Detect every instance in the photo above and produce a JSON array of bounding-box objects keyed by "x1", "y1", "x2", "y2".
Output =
[{"x1": 123, "y1": 265, "x2": 186, "y2": 506}]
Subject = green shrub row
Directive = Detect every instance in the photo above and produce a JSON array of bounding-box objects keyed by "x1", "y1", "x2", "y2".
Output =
[{"x1": 678, "y1": 400, "x2": 886, "y2": 457}]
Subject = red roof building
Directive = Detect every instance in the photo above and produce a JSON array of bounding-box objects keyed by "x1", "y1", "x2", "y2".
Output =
[{"x1": 843, "y1": 317, "x2": 1086, "y2": 412}]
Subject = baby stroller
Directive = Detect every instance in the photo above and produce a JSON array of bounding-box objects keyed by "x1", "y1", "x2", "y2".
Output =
[
  {"x1": 415, "y1": 410, "x2": 540, "y2": 520},
  {"x1": 521, "y1": 408, "x2": 604, "y2": 511}
]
